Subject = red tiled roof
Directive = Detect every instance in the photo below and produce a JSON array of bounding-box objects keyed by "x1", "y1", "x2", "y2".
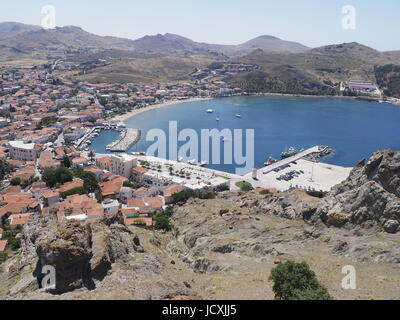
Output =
[{"x1": 0, "y1": 240, "x2": 8, "y2": 252}]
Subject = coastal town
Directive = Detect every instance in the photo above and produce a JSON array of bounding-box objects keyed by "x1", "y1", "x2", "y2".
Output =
[
  {"x1": 0, "y1": 61, "x2": 261, "y2": 259},
  {"x1": 0, "y1": 59, "x2": 393, "y2": 262}
]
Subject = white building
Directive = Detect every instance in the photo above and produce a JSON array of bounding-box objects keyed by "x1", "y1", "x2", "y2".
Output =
[
  {"x1": 9, "y1": 141, "x2": 38, "y2": 161},
  {"x1": 0, "y1": 118, "x2": 9, "y2": 128},
  {"x1": 102, "y1": 199, "x2": 120, "y2": 214},
  {"x1": 110, "y1": 154, "x2": 137, "y2": 178}
]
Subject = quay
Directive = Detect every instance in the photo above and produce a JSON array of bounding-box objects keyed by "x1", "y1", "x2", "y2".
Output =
[
  {"x1": 107, "y1": 128, "x2": 141, "y2": 152},
  {"x1": 241, "y1": 146, "x2": 353, "y2": 192}
]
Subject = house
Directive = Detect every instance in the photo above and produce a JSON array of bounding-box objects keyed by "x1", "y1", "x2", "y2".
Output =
[
  {"x1": 0, "y1": 193, "x2": 39, "y2": 217},
  {"x1": 163, "y1": 184, "x2": 186, "y2": 204},
  {"x1": 133, "y1": 187, "x2": 159, "y2": 199},
  {"x1": 38, "y1": 150, "x2": 60, "y2": 169},
  {"x1": 8, "y1": 141, "x2": 39, "y2": 161},
  {"x1": 100, "y1": 176, "x2": 127, "y2": 197},
  {"x1": 11, "y1": 166, "x2": 35, "y2": 183},
  {"x1": 9, "y1": 212, "x2": 33, "y2": 228},
  {"x1": 58, "y1": 179, "x2": 84, "y2": 195},
  {"x1": 0, "y1": 240, "x2": 7, "y2": 252},
  {"x1": 102, "y1": 199, "x2": 120, "y2": 215},
  {"x1": 96, "y1": 156, "x2": 111, "y2": 171},
  {"x1": 110, "y1": 154, "x2": 136, "y2": 178},
  {"x1": 71, "y1": 157, "x2": 88, "y2": 168},
  {"x1": 131, "y1": 166, "x2": 148, "y2": 183},
  {"x1": 41, "y1": 190, "x2": 60, "y2": 207},
  {"x1": 127, "y1": 196, "x2": 165, "y2": 214}
]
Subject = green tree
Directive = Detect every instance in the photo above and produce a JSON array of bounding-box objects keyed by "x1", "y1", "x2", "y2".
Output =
[
  {"x1": 10, "y1": 177, "x2": 21, "y2": 186},
  {"x1": 269, "y1": 261, "x2": 332, "y2": 300},
  {"x1": 62, "y1": 155, "x2": 71, "y2": 168},
  {"x1": 42, "y1": 167, "x2": 73, "y2": 188},
  {"x1": 153, "y1": 209, "x2": 172, "y2": 231}
]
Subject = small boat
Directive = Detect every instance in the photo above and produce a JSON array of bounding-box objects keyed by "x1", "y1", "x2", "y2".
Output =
[
  {"x1": 235, "y1": 114, "x2": 241, "y2": 118},
  {"x1": 188, "y1": 159, "x2": 197, "y2": 165},
  {"x1": 206, "y1": 109, "x2": 214, "y2": 113},
  {"x1": 178, "y1": 157, "x2": 184, "y2": 162},
  {"x1": 216, "y1": 117, "x2": 220, "y2": 122},
  {"x1": 199, "y1": 161, "x2": 207, "y2": 167},
  {"x1": 281, "y1": 147, "x2": 299, "y2": 159}
]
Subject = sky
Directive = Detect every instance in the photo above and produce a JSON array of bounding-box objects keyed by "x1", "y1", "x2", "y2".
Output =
[{"x1": 0, "y1": 0, "x2": 399, "y2": 51}]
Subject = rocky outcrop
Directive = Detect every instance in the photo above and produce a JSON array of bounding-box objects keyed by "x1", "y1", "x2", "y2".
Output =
[
  {"x1": 33, "y1": 215, "x2": 145, "y2": 294},
  {"x1": 316, "y1": 150, "x2": 400, "y2": 233}
]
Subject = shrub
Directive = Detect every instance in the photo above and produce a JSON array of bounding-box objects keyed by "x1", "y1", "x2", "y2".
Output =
[
  {"x1": 217, "y1": 184, "x2": 230, "y2": 192},
  {"x1": 61, "y1": 186, "x2": 85, "y2": 198},
  {"x1": 306, "y1": 190, "x2": 328, "y2": 198},
  {"x1": 153, "y1": 210, "x2": 172, "y2": 231},
  {"x1": 10, "y1": 177, "x2": 21, "y2": 186},
  {"x1": 269, "y1": 261, "x2": 332, "y2": 300},
  {"x1": 172, "y1": 189, "x2": 196, "y2": 203},
  {"x1": 200, "y1": 191, "x2": 216, "y2": 199},
  {"x1": 236, "y1": 181, "x2": 254, "y2": 192},
  {"x1": 0, "y1": 252, "x2": 8, "y2": 263}
]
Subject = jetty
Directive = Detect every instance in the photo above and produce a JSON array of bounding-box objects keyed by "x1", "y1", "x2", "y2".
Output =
[{"x1": 107, "y1": 128, "x2": 141, "y2": 152}]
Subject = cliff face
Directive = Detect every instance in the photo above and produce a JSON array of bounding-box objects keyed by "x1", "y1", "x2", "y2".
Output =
[
  {"x1": 4, "y1": 214, "x2": 192, "y2": 299},
  {"x1": 317, "y1": 150, "x2": 400, "y2": 233}
]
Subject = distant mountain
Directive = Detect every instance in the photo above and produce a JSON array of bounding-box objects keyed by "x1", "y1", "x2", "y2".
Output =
[
  {"x1": 0, "y1": 22, "x2": 41, "y2": 39},
  {"x1": 229, "y1": 42, "x2": 400, "y2": 95},
  {"x1": 0, "y1": 25, "x2": 136, "y2": 55},
  {"x1": 131, "y1": 33, "x2": 310, "y2": 56},
  {"x1": 0, "y1": 23, "x2": 310, "y2": 60}
]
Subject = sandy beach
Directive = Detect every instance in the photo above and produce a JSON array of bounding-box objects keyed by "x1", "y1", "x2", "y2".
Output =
[{"x1": 108, "y1": 97, "x2": 215, "y2": 122}]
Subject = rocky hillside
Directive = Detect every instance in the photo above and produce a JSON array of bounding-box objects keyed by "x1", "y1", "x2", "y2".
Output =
[
  {"x1": 230, "y1": 43, "x2": 400, "y2": 95},
  {"x1": 316, "y1": 150, "x2": 400, "y2": 233},
  {"x1": 1, "y1": 150, "x2": 400, "y2": 300},
  {"x1": 2, "y1": 214, "x2": 193, "y2": 300}
]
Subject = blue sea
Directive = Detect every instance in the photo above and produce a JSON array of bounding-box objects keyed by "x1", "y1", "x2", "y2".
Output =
[{"x1": 91, "y1": 96, "x2": 400, "y2": 174}]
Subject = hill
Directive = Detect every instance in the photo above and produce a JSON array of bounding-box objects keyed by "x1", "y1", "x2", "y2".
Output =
[
  {"x1": 375, "y1": 64, "x2": 400, "y2": 98},
  {"x1": 0, "y1": 26, "x2": 136, "y2": 57},
  {"x1": 0, "y1": 22, "x2": 41, "y2": 39},
  {"x1": 229, "y1": 42, "x2": 400, "y2": 95},
  {"x1": 74, "y1": 51, "x2": 218, "y2": 84},
  {"x1": 131, "y1": 33, "x2": 310, "y2": 56}
]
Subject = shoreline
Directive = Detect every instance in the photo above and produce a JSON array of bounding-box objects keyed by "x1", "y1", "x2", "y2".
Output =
[
  {"x1": 107, "y1": 92, "x2": 399, "y2": 124},
  {"x1": 108, "y1": 97, "x2": 215, "y2": 122}
]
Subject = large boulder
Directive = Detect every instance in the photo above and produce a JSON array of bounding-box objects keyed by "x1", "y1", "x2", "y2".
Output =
[
  {"x1": 316, "y1": 150, "x2": 400, "y2": 232},
  {"x1": 33, "y1": 215, "x2": 144, "y2": 294}
]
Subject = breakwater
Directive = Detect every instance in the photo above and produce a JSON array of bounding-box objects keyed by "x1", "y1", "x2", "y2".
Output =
[{"x1": 107, "y1": 128, "x2": 141, "y2": 152}]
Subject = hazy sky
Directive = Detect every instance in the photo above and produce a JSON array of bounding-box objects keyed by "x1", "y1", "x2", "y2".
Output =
[{"x1": 1, "y1": 0, "x2": 399, "y2": 51}]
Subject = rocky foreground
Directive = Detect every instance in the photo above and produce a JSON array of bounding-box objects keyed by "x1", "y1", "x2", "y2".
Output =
[{"x1": 1, "y1": 150, "x2": 400, "y2": 300}]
